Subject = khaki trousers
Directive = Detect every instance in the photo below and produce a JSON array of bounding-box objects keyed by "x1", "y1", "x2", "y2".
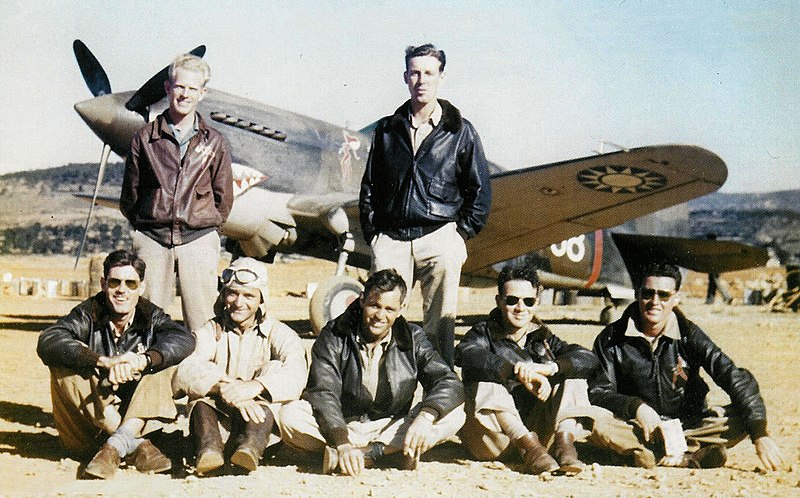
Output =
[
  {"x1": 49, "y1": 366, "x2": 178, "y2": 455},
  {"x1": 132, "y1": 230, "x2": 220, "y2": 332},
  {"x1": 587, "y1": 405, "x2": 749, "y2": 462},
  {"x1": 461, "y1": 379, "x2": 595, "y2": 461},
  {"x1": 371, "y1": 222, "x2": 467, "y2": 367},
  {"x1": 278, "y1": 400, "x2": 465, "y2": 453}
]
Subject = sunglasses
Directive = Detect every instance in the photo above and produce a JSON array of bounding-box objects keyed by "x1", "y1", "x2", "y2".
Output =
[
  {"x1": 106, "y1": 278, "x2": 140, "y2": 291},
  {"x1": 505, "y1": 295, "x2": 536, "y2": 307},
  {"x1": 221, "y1": 268, "x2": 259, "y2": 285},
  {"x1": 639, "y1": 288, "x2": 675, "y2": 301}
]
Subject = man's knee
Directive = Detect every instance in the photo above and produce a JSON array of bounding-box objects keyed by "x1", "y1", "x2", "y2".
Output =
[{"x1": 460, "y1": 414, "x2": 508, "y2": 461}]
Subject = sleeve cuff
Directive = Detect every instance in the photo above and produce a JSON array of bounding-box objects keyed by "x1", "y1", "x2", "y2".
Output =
[
  {"x1": 499, "y1": 359, "x2": 516, "y2": 381},
  {"x1": 554, "y1": 358, "x2": 572, "y2": 376},
  {"x1": 144, "y1": 350, "x2": 164, "y2": 371},
  {"x1": 77, "y1": 347, "x2": 101, "y2": 367},
  {"x1": 419, "y1": 407, "x2": 440, "y2": 422},
  {"x1": 747, "y1": 419, "x2": 768, "y2": 441},
  {"x1": 329, "y1": 427, "x2": 351, "y2": 447}
]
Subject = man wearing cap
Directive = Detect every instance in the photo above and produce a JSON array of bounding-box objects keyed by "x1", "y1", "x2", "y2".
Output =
[
  {"x1": 174, "y1": 257, "x2": 307, "y2": 475},
  {"x1": 37, "y1": 249, "x2": 194, "y2": 479},
  {"x1": 455, "y1": 263, "x2": 598, "y2": 475},
  {"x1": 121, "y1": 53, "x2": 233, "y2": 332},
  {"x1": 279, "y1": 268, "x2": 465, "y2": 476},
  {"x1": 588, "y1": 262, "x2": 785, "y2": 470}
]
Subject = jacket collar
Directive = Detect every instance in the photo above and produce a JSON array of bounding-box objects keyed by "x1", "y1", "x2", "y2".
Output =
[
  {"x1": 150, "y1": 110, "x2": 210, "y2": 141},
  {"x1": 390, "y1": 99, "x2": 462, "y2": 134},
  {"x1": 615, "y1": 302, "x2": 688, "y2": 342},
  {"x1": 334, "y1": 300, "x2": 413, "y2": 351}
]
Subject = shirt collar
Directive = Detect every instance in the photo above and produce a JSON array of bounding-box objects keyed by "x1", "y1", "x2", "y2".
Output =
[
  {"x1": 357, "y1": 328, "x2": 393, "y2": 350},
  {"x1": 408, "y1": 101, "x2": 442, "y2": 129},
  {"x1": 625, "y1": 311, "x2": 680, "y2": 342}
]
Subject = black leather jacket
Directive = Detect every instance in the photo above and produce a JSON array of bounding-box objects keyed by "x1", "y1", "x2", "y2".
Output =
[
  {"x1": 37, "y1": 293, "x2": 194, "y2": 374},
  {"x1": 304, "y1": 301, "x2": 464, "y2": 447},
  {"x1": 589, "y1": 303, "x2": 768, "y2": 440},
  {"x1": 359, "y1": 99, "x2": 491, "y2": 242},
  {"x1": 456, "y1": 309, "x2": 598, "y2": 411}
]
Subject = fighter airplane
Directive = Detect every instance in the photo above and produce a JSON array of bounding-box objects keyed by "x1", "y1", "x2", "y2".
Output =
[{"x1": 70, "y1": 40, "x2": 766, "y2": 332}]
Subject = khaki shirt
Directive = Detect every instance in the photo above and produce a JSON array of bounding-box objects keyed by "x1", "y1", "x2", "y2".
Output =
[
  {"x1": 175, "y1": 315, "x2": 307, "y2": 403},
  {"x1": 408, "y1": 102, "x2": 442, "y2": 154}
]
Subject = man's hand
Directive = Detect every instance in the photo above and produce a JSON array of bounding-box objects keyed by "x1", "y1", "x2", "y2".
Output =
[
  {"x1": 234, "y1": 399, "x2": 267, "y2": 424},
  {"x1": 754, "y1": 436, "x2": 785, "y2": 471},
  {"x1": 97, "y1": 352, "x2": 147, "y2": 385},
  {"x1": 403, "y1": 411, "x2": 436, "y2": 461},
  {"x1": 220, "y1": 379, "x2": 264, "y2": 406},
  {"x1": 336, "y1": 443, "x2": 365, "y2": 476},
  {"x1": 520, "y1": 371, "x2": 552, "y2": 401},
  {"x1": 635, "y1": 404, "x2": 662, "y2": 442}
]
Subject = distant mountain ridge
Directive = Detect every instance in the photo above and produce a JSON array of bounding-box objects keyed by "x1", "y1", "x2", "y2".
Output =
[{"x1": 0, "y1": 164, "x2": 798, "y2": 258}]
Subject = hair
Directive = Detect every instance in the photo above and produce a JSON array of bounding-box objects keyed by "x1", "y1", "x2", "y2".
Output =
[
  {"x1": 103, "y1": 249, "x2": 146, "y2": 280},
  {"x1": 363, "y1": 268, "x2": 408, "y2": 303},
  {"x1": 635, "y1": 262, "x2": 682, "y2": 290},
  {"x1": 497, "y1": 263, "x2": 541, "y2": 295},
  {"x1": 169, "y1": 53, "x2": 211, "y2": 86},
  {"x1": 405, "y1": 44, "x2": 446, "y2": 72}
]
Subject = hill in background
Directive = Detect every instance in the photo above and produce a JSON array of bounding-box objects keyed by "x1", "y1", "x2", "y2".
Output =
[{"x1": 1, "y1": 163, "x2": 799, "y2": 260}]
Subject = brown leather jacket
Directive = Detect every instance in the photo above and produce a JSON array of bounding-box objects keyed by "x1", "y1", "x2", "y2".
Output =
[{"x1": 121, "y1": 111, "x2": 233, "y2": 246}]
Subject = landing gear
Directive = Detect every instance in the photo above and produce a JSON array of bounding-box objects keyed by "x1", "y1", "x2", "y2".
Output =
[{"x1": 600, "y1": 297, "x2": 630, "y2": 325}]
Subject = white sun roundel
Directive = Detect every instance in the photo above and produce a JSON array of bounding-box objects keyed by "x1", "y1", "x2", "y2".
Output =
[{"x1": 577, "y1": 165, "x2": 667, "y2": 193}]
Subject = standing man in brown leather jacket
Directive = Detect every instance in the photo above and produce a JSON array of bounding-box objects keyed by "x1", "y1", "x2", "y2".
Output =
[{"x1": 121, "y1": 53, "x2": 233, "y2": 332}]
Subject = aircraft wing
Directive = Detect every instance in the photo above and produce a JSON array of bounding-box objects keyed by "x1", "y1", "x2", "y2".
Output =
[
  {"x1": 611, "y1": 233, "x2": 768, "y2": 273},
  {"x1": 72, "y1": 192, "x2": 120, "y2": 209},
  {"x1": 464, "y1": 145, "x2": 727, "y2": 272}
]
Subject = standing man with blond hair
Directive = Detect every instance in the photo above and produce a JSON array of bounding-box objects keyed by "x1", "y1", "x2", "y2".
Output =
[
  {"x1": 122, "y1": 53, "x2": 233, "y2": 332},
  {"x1": 360, "y1": 44, "x2": 491, "y2": 367}
]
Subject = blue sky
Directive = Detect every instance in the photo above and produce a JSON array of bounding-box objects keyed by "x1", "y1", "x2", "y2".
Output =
[{"x1": 1, "y1": 1, "x2": 797, "y2": 192}]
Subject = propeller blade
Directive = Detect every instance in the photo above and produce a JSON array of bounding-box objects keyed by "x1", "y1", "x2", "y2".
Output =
[
  {"x1": 74, "y1": 144, "x2": 112, "y2": 270},
  {"x1": 125, "y1": 45, "x2": 206, "y2": 115},
  {"x1": 73, "y1": 39, "x2": 112, "y2": 97}
]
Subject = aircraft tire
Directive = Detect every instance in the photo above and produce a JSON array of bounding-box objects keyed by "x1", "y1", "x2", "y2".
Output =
[
  {"x1": 309, "y1": 275, "x2": 364, "y2": 336},
  {"x1": 599, "y1": 305, "x2": 617, "y2": 325}
]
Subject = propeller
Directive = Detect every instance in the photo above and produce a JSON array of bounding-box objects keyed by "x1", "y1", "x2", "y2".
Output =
[
  {"x1": 73, "y1": 39, "x2": 111, "y2": 97},
  {"x1": 125, "y1": 44, "x2": 206, "y2": 117}
]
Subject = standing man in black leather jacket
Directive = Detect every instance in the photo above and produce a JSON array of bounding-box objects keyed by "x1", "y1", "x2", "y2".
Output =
[
  {"x1": 279, "y1": 269, "x2": 465, "y2": 476},
  {"x1": 456, "y1": 263, "x2": 598, "y2": 475},
  {"x1": 37, "y1": 250, "x2": 194, "y2": 479},
  {"x1": 589, "y1": 262, "x2": 785, "y2": 471},
  {"x1": 359, "y1": 44, "x2": 491, "y2": 368}
]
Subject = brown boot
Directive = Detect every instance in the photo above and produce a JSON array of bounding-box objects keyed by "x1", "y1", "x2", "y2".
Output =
[
  {"x1": 129, "y1": 439, "x2": 171, "y2": 474},
  {"x1": 684, "y1": 444, "x2": 727, "y2": 469},
  {"x1": 230, "y1": 417, "x2": 274, "y2": 472},
  {"x1": 515, "y1": 432, "x2": 559, "y2": 475},
  {"x1": 550, "y1": 432, "x2": 583, "y2": 475},
  {"x1": 191, "y1": 403, "x2": 225, "y2": 476},
  {"x1": 84, "y1": 443, "x2": 121, "y2": 479}
]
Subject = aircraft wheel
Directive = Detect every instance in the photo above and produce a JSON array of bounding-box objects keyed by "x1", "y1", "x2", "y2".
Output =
[
  {"x1": 599, "y1": 305, "x2": 617, "y2": 325},
  {"x1": 309, "y1": 275, "x2": 363, "y2": 336}
]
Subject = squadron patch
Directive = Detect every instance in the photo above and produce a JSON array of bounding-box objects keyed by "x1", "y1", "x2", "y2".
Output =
[{"x1": 577, "y1": 165, "x2": 667, "y2": 194}]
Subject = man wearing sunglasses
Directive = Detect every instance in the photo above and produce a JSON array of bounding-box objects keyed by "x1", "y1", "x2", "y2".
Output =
[
  {"x1": 279, "y1": 268, "x2": 465, "y2": 476},
  {"x1": 455, "y1": 263, "x2": 599, "y2": 475},
  {"x1": 173, "y1": 257, "x2": 306, "y2": 475},
  {"x1": 588, "y1": 262, "x2": 785, "y2": 471},
  {"x1": 37, "y1": 250, "x2": 194, "y2": 479}
]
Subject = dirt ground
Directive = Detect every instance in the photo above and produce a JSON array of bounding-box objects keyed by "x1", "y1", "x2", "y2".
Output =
[{"x1": 0, "y1": 255, "x2": 798, "y2": 497}]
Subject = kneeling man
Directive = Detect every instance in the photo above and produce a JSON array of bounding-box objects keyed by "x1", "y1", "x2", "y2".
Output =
[
  {"x1": 589, "y1": 262, "x2": 785, "y2": 470},
  {"x1": 174, "y1": 258, "x2": 307, "y2": 475},
  {"x1": 455, "y1": 263, "x2": 598, "y2": 475},
  {"x1": 37, "y1": 249, "x2": 194, "y2": 479},
  {"x1": 279, "y1": 269, "x2": 465, "y2": 475}
]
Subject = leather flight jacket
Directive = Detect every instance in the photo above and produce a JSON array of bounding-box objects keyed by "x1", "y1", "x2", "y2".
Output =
[
  {"x1": 121, "y1": 111, "x2": 233, "y2": 247},
  {"x1": 455, "y1": 308, "x2": 599, "y2": 412},
  {"x1": 303, "y1": 301, "x2": 464, "y2": 447},
  {"x1": 589, "y1": 303, "x2": 768, "y2": 440},
  {"x1": 37, "y1": 293, "x2": 194, "y2": 374},
  {"x1": 359, "y1": 99, "x2": 491, "y2": 242}
]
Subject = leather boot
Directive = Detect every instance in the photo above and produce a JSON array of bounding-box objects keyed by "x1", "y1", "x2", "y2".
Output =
[
  {"x1": 549, "y1": 432, "x2": 583, "y2": 475},
  {"x1": 191, "y1": 403, "x2": 225, "y2": 476},
  {"x1": 230, "y1": 417, "x2": 274, "y2": 472},
  {"x1": 84, "y1": 443, "x2": 121, "y2": 479},
  {"x1": 129, "y1": 439, "x2": 171, "y2": 474},
  {"x1": 514, "y1": 432, "x2": 559, "y2": 475},
  {"x1": 684, "y1": 444, "x2": 727, "y2": 469}
]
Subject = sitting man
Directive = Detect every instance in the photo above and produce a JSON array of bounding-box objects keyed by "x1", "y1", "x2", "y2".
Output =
[
  {"x1": 455, "y1": 263, "x2": 599, "y2": 475},
  {"x1": 173, "y1": 258, "x2": 307, "y2": 475},
  {"x1": 279, "y1": 268, "x2": 465, "y2": 476},
  {"x1": 37, "y1": 249, "x2": 194, "y2": 479},
  {"x1": 589, "y1": 262, "x2": 785, "y2": 470}
]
